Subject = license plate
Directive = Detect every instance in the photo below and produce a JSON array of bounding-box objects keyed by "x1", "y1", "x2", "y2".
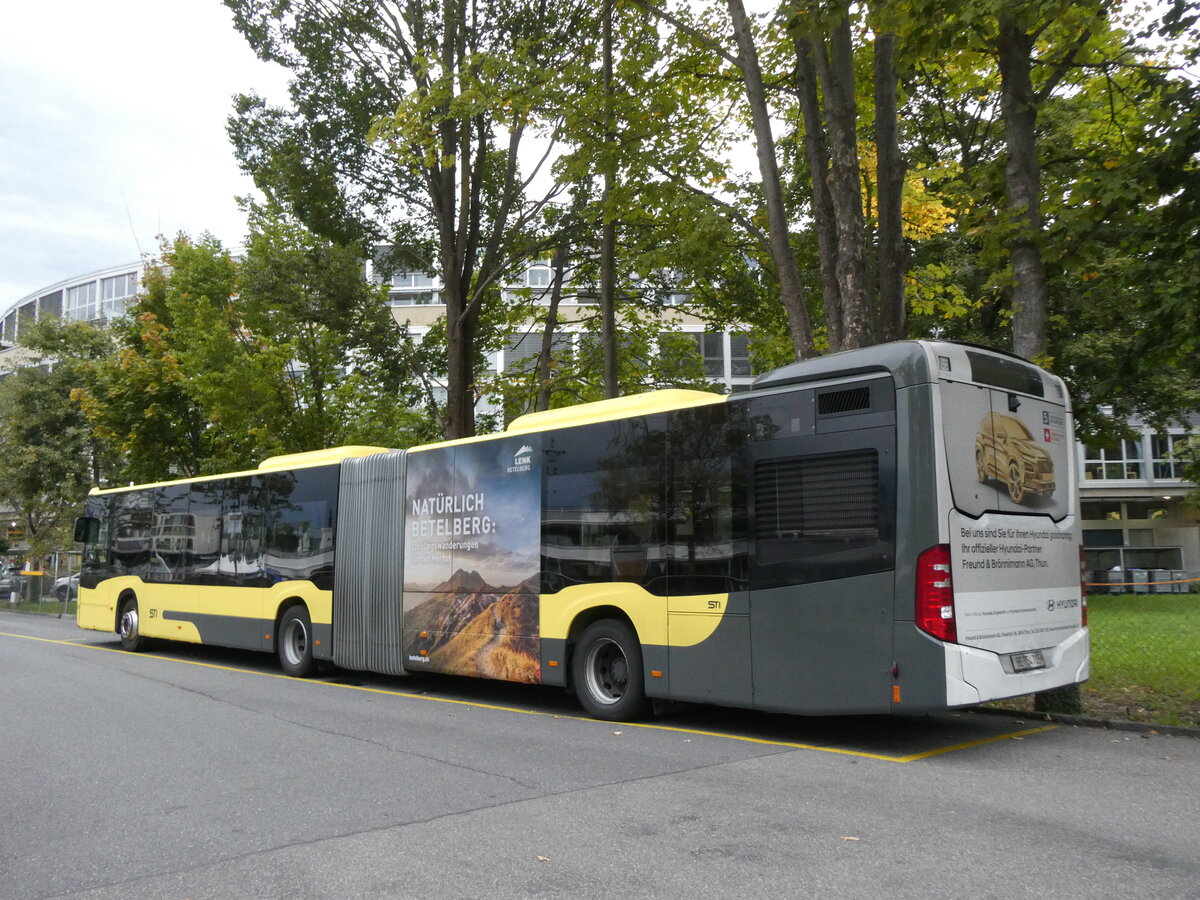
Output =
[{"x1": 1010, "y1": 650, "x2": 1046, "y2": 672}]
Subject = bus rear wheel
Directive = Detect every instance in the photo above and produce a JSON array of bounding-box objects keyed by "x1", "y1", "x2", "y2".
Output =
[
  {"x1": 117, "y1": 596, "x2": 145, "y2": 652},
  {"x1": 278, "y1": 605, "x2": 316, "y2": 677},
  {"x1": 572, "y1": 620, "x2": 650, "y2": 721}
]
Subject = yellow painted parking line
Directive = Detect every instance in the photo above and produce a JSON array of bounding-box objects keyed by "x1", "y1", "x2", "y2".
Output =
[
  {"x1": 1, "y1": 630, "x2": 1058, "y2": 762},
  {"x1": 888, "y1": 725, "x2": 1058, "y2": 762}
]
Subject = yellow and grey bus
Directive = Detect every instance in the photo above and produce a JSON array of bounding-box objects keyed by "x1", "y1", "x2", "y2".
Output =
[{"x1": 75, "y1": 340, "x2": 1089, "y2": 720}]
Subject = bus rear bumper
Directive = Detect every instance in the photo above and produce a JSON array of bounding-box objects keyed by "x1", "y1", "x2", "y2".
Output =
[{"x1": 944, "y1": 627, "x2": 1090, "y2": 706}]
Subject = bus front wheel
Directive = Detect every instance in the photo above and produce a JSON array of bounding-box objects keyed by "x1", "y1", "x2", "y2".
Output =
[
  {"x1": 278, "y1": 605, "x2": 316, "y2": 677},
  {"x1": 572, "y1": 620, "x2": 650, "y2": 721},
  {"x1": 117, "y1": 596, "x2": 145, "y2": 652}
]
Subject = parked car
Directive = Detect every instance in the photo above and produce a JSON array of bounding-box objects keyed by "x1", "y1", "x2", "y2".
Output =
[
  {"x1": 0, "y1": 565, "x2": 22, "y2": 596},
  {"x1": 53, "y1": 573, "x2": 80, "y2": 601}
]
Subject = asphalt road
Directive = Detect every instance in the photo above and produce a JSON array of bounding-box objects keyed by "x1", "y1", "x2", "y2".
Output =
[{"x1": 2, "y1": 610, "x2": 1197, "y2": 900}]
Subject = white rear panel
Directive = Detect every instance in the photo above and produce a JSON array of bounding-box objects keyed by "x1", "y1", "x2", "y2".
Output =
[
  {"x1": 932, "y1": 343, "x2": 1086, "y2": 665},
  {"x1": 950, "y1": 509, "x2": 1081, "y2": 655}
]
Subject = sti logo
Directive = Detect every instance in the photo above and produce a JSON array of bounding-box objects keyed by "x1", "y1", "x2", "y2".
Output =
[{"x1": 507, "y1": 445, "x2": 534, "y2": 474}]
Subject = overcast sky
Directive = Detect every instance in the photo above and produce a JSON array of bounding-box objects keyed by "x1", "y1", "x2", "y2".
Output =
[{"x1": 0, "y1": 0, "x2": 290, "y2": 303}]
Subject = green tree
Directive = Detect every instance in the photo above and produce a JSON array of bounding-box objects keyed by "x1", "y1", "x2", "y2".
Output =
[
  {"x1": 901, "y1": 0, "x2": 1200, "y2": 435},
  {"x1": 239, "y1": 202, "x2": 424, "y2": 449},
  {"x1": 226, "y1": 0, "x2": 593, "y2": 439},
  {"x1": 0, "y1": 320, "x2": 118, "y2": 561},
  {"x1": 79, "y1": 222, "x2": 436, "y2": 481},
  {"x1": 85, "y1": 234, "x2": 263, "y2": 478}
]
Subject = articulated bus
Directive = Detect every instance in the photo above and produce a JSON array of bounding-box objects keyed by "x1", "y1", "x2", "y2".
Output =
[{"x1": 75, "y1": 340, "x2": 1088, "y2": 720}]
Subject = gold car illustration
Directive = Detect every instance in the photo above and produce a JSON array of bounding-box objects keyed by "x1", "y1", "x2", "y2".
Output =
[{"x1": 975, "y1": 412, "x2": 1055, "y2": 503}]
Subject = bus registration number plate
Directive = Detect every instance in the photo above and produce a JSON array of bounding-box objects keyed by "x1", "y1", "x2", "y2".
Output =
[{"x1": 1010, "y1": 650, "x2": 1046, "y2": 672}]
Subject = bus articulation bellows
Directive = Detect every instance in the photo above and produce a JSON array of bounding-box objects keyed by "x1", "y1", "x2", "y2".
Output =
[{"x1": 74, "y1": 340, "x2": 1089, "y2": 720}]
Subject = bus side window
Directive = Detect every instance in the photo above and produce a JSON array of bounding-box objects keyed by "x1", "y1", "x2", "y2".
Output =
[
  {"x1": 666, "y1": 403, "x2": 748, "y2": 595},
  {"x1": 188, "y1": 479, "x2": 227, "y2": 585},
  {"x1": 152, "y1": 484, "x2": 191, "y2": 583},
  {"x1": 112, "y1": 490, "x2": 154, "y2": 578},
  {"x1": 224, "y1": 476, "x2": 268, "y2": 587},
  {"x1": 543, "y1": 416, "x2": 667, "y2": 593},
  {"x1": 264, "y1": 466, "x2": 339, "y2": 589}
]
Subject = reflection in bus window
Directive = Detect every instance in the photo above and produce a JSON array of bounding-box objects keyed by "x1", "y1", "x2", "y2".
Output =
[
  {"x1": 543, "y1": 416, "x2": 667, "y2": 593},
  {"x1": 188, "y1": 480, "x2": 225, "y2": 584},
  {"x1": 667, "y1": 403, "x2": 748, "y2": 595},
  {"x1": 111, "y1": 491, "x2": 153, "y2": 576},
  {"x1": 264, "y1": 467, "x2": 339, "y2": 588},
  {"x1": 150, "y1": 484, "x2": 191, "y2": 583}
]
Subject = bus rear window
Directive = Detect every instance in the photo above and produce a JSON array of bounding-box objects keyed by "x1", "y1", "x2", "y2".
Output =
[{"x1": 965, "y1": 350, "x2": 1044, "y2": 397}]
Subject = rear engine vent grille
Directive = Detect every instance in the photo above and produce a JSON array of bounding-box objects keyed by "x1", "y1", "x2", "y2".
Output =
[
  {"x1": 817, "y1": 386, "x2": 870, "y2": 416},
  {"x1": 755, "y1": 450, "x2": 879, "y2": 540}
]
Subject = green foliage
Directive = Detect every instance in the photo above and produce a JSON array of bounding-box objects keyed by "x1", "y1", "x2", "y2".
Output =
[
  {"x1": 225, "y1": 0, "x2": 599, "y2": 437},
  {"x1": 0, "y1": 319, "x2": 117, "y2": 559},
  {"x1": 74, "y1": 216, "x2": 438, "y2": 484}
]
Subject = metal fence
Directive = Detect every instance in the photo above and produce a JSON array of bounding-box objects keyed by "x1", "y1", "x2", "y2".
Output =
[
  {"x1": 1085, "y1": 568, "x2": 1200, "y2": 595},
  {"x1": 1, "y1": 551, "x2": 80, "y2": 606}
]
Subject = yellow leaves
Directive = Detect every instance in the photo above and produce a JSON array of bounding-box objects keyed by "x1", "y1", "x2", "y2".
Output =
[{"x1": 858, "y1": 142, "x2": 956, "y2": 240}]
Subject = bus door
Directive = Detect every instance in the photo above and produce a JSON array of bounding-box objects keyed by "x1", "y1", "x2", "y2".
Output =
[
  {"x1": 664, "y1": 404, "x2": 752, "y2": 708},
  {"x1": 743, "y1": 384, "x2": 897, "y2": 714}
]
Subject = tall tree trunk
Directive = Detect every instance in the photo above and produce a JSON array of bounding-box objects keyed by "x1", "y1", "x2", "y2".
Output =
[
  {"x1": 813, "y1": 7, "x2": 873, "y2": 350},
  {"x1": 793, "y1": 33, "x2": 843, "y2": 352},
  {"x1": 442, "y1": 271, "x2": 476, "y2": 440},
  {"x1": 536, "y1": 243, "x2": 569, "y2": 412},
  {"x1": 874, "y1": 29, "x2": 906, "y2": 343},
  {"x1": 998, "y1": 13, "x2": 1048, "y2": 361},
  {"x1": 727, "y1": 0, "x2": 814, "y2": 360},
  {"x1": 598, "y1": 0, "x2": 621, "y2": 398}
]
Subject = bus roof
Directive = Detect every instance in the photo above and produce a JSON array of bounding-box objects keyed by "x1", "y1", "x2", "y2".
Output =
[
  {"x1": 753, "y1": 340, "x2": 939, "y2": 390},
  {"x1": 752, "y1": 339, "x2": 1062, "y2": 397},
  {"x1": 409, "y1": 388, "x2": 725, "y2": 453},
  {"x1": 88, "y1": 445, "x2": 391, "y2": 495}
]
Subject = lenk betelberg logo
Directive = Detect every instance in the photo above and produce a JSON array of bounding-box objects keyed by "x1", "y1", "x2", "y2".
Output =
[{"x1": 507, "y1": 444, "x2": 534, "y2": 474}]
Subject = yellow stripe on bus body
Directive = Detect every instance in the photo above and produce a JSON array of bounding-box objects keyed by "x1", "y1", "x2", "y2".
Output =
[
  {"x1": 540, "y1": 583, "x2": 730, "y2": 648},
  {"x1": 76, "y1": 578, "x2": 332, "y2": 641}
]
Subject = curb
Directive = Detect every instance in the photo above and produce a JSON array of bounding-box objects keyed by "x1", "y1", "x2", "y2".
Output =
[{"x1": 972, "y1": 704, "x2": 1199, "y2": 738}]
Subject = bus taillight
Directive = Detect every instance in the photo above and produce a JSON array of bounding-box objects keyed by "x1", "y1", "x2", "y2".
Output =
[{"x1": 916, "y1": 544, "x2": 956, "y2": 643}]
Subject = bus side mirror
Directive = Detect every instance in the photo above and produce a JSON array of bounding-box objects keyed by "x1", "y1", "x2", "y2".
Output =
[{"x1": 73, "y1": 516, "x2": 100, "y2": 544}]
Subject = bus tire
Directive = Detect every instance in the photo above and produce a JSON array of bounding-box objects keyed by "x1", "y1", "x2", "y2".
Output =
[
  {"x1": 278, "y1": 605, "x2": 316, "y2": 677},
  {"x1": 117, "y1": 596, "x2": 145, "y2": 652},
  {"x1": 572, "y1": 620, "x2": 650, "y2": 721}
]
